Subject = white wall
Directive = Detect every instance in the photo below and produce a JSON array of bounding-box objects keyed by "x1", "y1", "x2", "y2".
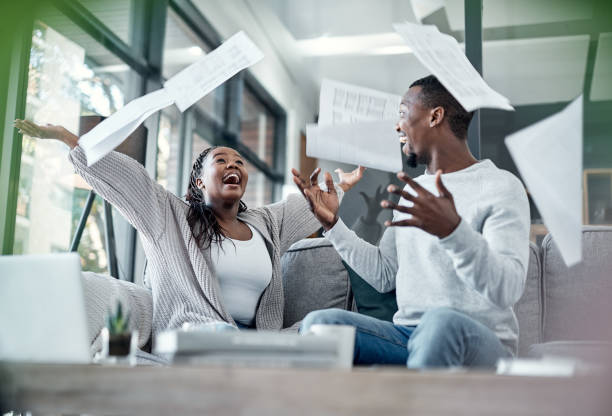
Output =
[{"x1": 192, "y1": 0, "x2": 317, "y2": 196}]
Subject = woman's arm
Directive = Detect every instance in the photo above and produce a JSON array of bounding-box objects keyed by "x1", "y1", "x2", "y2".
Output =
[
  {"x1": 263, "y1": 166, "x2": 363, "y2": 254},
  {"x1": 15, "y1": 120, "x2": 167, "y2": 242}
]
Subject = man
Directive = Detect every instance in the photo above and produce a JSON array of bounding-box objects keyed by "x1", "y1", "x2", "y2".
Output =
[{"x1": 293, "y1": 75, "x2": 530, "y2": 368}]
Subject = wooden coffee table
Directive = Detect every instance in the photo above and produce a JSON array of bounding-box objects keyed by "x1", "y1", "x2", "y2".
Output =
[{"x1": 1, "y1": 362, "x2": 611, "y2": 415}]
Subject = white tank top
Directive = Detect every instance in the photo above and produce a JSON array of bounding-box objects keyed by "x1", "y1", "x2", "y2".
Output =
[{"x1": 210, "y1": 223, "x2": 272, "y2": 326}]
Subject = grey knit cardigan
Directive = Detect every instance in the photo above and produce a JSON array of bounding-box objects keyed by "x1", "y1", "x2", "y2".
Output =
[{"x1": 69, "y1": 146, "x2": 340, "y2": 335}]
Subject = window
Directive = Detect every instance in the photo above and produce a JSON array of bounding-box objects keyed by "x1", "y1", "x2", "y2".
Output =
[
  {"x1": 156, "y1": 106, "x2": 182, "y2": 194},
  {"x1": 162, "y1": 8, "x2": 224, "y2": 125},
  {"x1": 477, "y1": 1, "x2": 612, "y2": 233},
  {"x1": 14, "y1": 12, "x2": 137, "y2": 274},
  {"x1": 240, "y1": 86, "x2": 276, "y2": 166},
  {"x1": 76, "y1": 0, "x2": 134, "y2": 46}
]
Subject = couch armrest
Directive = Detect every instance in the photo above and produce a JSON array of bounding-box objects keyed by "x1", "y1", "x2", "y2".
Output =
[{"x1": 81, "y1": 272, "x2": 153, "y2": 357}]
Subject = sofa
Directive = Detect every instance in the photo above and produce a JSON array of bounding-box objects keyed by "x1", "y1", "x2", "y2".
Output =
[{"x1": 83, "y1": 226, "x2": 612, "y2": 363}]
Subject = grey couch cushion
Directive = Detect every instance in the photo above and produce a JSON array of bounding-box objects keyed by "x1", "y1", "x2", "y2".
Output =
[
  {"x1": 81, "y1": 272, "x2": 153, "y2": 356},
  {"x1": 514, "y1": 242, "x2": 542, "y2": 357},
  {"x1": 527, "y1": 341, "x2": 612, "y2": 365},
  {"x1": 281, "y1": 238, "x2": 352, "y2": 328},
  {"x1": 542, "y1": 226, "x2": 612, "y2": 343}
]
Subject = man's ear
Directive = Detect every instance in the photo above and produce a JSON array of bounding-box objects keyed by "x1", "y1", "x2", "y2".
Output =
[
  {"x1": 430, "y1": 106, "x2": 445, "y2": 127},
  {"x1": 195, "y1": 178, "x2": 205, "y2": 190}
]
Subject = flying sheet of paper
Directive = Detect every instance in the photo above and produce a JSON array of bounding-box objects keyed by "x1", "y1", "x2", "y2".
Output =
[
  {"x1": 306, "y1": 121, "x2": 402, "y2": 172},
  {"x1": 393, "y1": 22, "x2": 514, "y2": 112},
  {"x1": 505, "y1": 95, "x2": 583, "y2": 266},
  {"x1": 164, "y1": 31, "x2": 264, "y2": 112},
  {"x1": 79, "y1": 88, "x2": 173, "y2": 166},
  {"x1": 318, "y1": 79, "x2": 402, "y2": 126}
]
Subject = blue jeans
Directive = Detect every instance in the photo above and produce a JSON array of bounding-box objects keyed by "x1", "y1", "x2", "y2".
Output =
[{"x1": 300, "y1": 307, "x2": 511, "y2": 368}]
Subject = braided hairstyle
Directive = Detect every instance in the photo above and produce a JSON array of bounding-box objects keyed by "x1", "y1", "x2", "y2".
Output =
[{"x1": 185, "y1": 146, "x2": 248, "y2": 249}]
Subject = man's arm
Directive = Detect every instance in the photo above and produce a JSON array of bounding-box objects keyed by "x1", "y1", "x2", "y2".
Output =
[
  {"x1": 325, "y1": 219, "x2": 398, "y2": 293},
  {"x1": 383, "y1": 170, "x2": 530, "y2": 309},
  {"x1": 438, "y1": 189, "x2": 530, "y2": 309}
]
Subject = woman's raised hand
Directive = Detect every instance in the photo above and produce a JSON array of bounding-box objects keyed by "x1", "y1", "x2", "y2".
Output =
[
  {"x1": 334, "y1": 165, "x2": 366, "y2": 192},
  {"x1": 14, "y1": 119, "x2": 78, "y2": 149},
  {"x1": 291, "y1": 167, "x2": 340, "y2": 230}
]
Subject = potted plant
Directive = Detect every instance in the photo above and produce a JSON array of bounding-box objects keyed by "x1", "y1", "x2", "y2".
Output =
[{"x1": 106, "y1": 301, "x2": 132, "y2": 357}]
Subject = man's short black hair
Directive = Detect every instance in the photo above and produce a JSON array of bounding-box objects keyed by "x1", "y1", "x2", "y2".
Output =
[{"x1": 409, "y1": 75, "x2": 474, "y2": 139}]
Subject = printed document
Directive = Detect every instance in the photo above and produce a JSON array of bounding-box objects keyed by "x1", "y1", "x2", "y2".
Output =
[
  {"x1": 318, "y1": 79, "x2": 401, "y2": 126},
  {"x1": 306, "y1": 121, "x2": 402, "y2": 172},
  {"x1": 79, "y1": 88, "x2": 173, "y2": 166},
  {"x1": 164, "y1": 31, "x2": 264, "y2": 112},
  {"x1": 393, "y1": 22, "x2": 513, "y2": 112},
  {"x1": 78, "y1": 31, "x2": 264, "y2": 165},
  {"x1": 505, "y1": 96, "x2": 583, "y2": 266}
]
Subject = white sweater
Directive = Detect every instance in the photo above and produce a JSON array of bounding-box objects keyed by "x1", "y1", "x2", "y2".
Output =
[{"x1": 325, "y1": 160, "x2": 530, "y2": 354}]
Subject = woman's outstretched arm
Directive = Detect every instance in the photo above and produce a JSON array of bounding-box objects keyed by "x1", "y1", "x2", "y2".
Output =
[{"x1": 14, "y1": 119, "x2": 168, "y2": 242}]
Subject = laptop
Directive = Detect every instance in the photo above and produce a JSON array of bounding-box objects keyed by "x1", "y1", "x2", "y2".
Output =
[{"x1": 0, "y1": 253, "x2": 90, "y2": 363}]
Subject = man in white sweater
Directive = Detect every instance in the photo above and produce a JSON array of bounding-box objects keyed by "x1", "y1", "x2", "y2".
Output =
[{"x1": 299, "y1": 75, "x2": 530, "y2": 368}]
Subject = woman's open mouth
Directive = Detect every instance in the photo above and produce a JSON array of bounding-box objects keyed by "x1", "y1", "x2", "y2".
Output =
[{"x1": 222, "y1": 172, "x2": 241, "y2": 186}]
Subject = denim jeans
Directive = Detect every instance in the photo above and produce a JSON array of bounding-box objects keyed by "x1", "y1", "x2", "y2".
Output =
[{"x1": 300, "y1": 307, "x2": 511, "y2": 368}]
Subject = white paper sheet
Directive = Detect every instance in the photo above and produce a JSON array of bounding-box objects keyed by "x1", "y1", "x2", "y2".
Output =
[
  {"x1": 505, "y1": 96, "x2": 583, "y2": 266},
  {"x1": 318, "y1": 79, "x2": 402, "y2": 126},
  {"x1": 393, "y1": 22, "x2": 514, "y2": 112},
  {"x1": 306, "y1": 121, "x2": 402, "y2": 172},
  {"x1": 164, "y1": 31, "x2": 264, "y2": 112},
  {"x1": 79, "y1": 88, "x2": 173, "y2": 166}
]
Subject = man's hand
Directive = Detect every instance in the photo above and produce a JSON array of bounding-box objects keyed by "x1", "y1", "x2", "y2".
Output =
[
  {"x1": 380, "y1": 170, "x2": 461, "y2": 239},
  {"x1": 14, "y1": 119, "x2": 78, "y2": 149},
  {"x1": 292, "y1": 167, "x2": 340, "y2": 230},
  {"x1": 334, "y1": 166, "x2": 366, "y2": 192}
]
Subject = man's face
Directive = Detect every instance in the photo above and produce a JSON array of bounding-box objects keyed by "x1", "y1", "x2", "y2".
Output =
[{"x1": 396, "y1": 86, "x2": 431, "y2": 168}]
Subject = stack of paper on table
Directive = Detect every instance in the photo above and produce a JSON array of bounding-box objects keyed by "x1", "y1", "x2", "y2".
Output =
[{"x1": 153, "y1": 329, "x2": 352, "y2": 369}]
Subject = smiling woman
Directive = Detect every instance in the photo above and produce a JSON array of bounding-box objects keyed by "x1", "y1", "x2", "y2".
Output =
[{"x1": 13, "y1": 119, "x2": 364, "y2": 332}]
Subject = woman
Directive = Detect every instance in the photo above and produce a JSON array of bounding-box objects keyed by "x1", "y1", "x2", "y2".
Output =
[{"x1": 14, "y1": 119, "x2": 363, "y2": 334}]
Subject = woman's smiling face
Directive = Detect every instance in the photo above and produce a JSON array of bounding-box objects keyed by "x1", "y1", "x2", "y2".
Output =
[{"x1": 196, "y1": 147, "x2": 249, "y2": 205}]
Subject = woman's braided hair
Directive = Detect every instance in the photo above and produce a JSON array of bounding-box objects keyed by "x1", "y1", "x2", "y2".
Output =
[{"x1": 185, "y1": 146, "x2": 247, "y2": 249}]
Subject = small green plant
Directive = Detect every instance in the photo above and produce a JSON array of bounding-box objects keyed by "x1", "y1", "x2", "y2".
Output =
[{"x1": 107, "y1": 301, "x2": 130, "y2": 335}]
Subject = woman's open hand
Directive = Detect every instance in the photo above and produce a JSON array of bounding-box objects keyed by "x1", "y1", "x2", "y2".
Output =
[
  {"x1": 14, "y1": 119, "x2": 78, "y2": 148},
  {"x1": 292, "y1": 167, "x2": 340, "y2": 230}
]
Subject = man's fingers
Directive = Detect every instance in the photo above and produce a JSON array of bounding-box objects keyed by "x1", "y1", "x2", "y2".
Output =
[
  {"x1": 380, "y1": 200, "x2": 415, "y2": 215},
  {"x1": 435, "y1": 170, "x2": 452, "y2": 198},
  {"x1": 309, "y1": 167, "x2": 321, "y2": 186},
  {"x1": 386, "y1": 184, "x2": 415, "y2": 202},
  {"x1": 396, "y1": 172, "x2": 429, "y2": 196},
  {"x1": 384, "y1": 218, "x2": 421, "y2": 228}
]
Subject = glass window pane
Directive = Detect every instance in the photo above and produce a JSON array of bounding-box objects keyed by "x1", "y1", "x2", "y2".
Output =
[
  {"x1": 240, "y1": 87, "x2": 276, "y2": 166},
  {"x1": 192, "y1": 132, "x2": 213, "y2": 162},
  {"x1": 156, "y1": 106, "x2": 182, "y2": 195},
  {"x1": 14, "y1": 15, "x2": 137, "y2": 274},
  {"x1": 242, "y1": 167, "x2": 275, "y2": 208},
  {"x1": 480, "y1": 0, "x2": 612, "y2": 233},
  {"x1": 76, "y1": 0, "x2": 134, "y2": 46},
  {"x1": 162, "y1": 8, "x2": 224, "y2": 124}
]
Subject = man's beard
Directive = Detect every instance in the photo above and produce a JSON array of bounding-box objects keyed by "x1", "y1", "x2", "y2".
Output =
[{"x1": 406, "y1": 152, "x2": 418, "y2": 168}]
